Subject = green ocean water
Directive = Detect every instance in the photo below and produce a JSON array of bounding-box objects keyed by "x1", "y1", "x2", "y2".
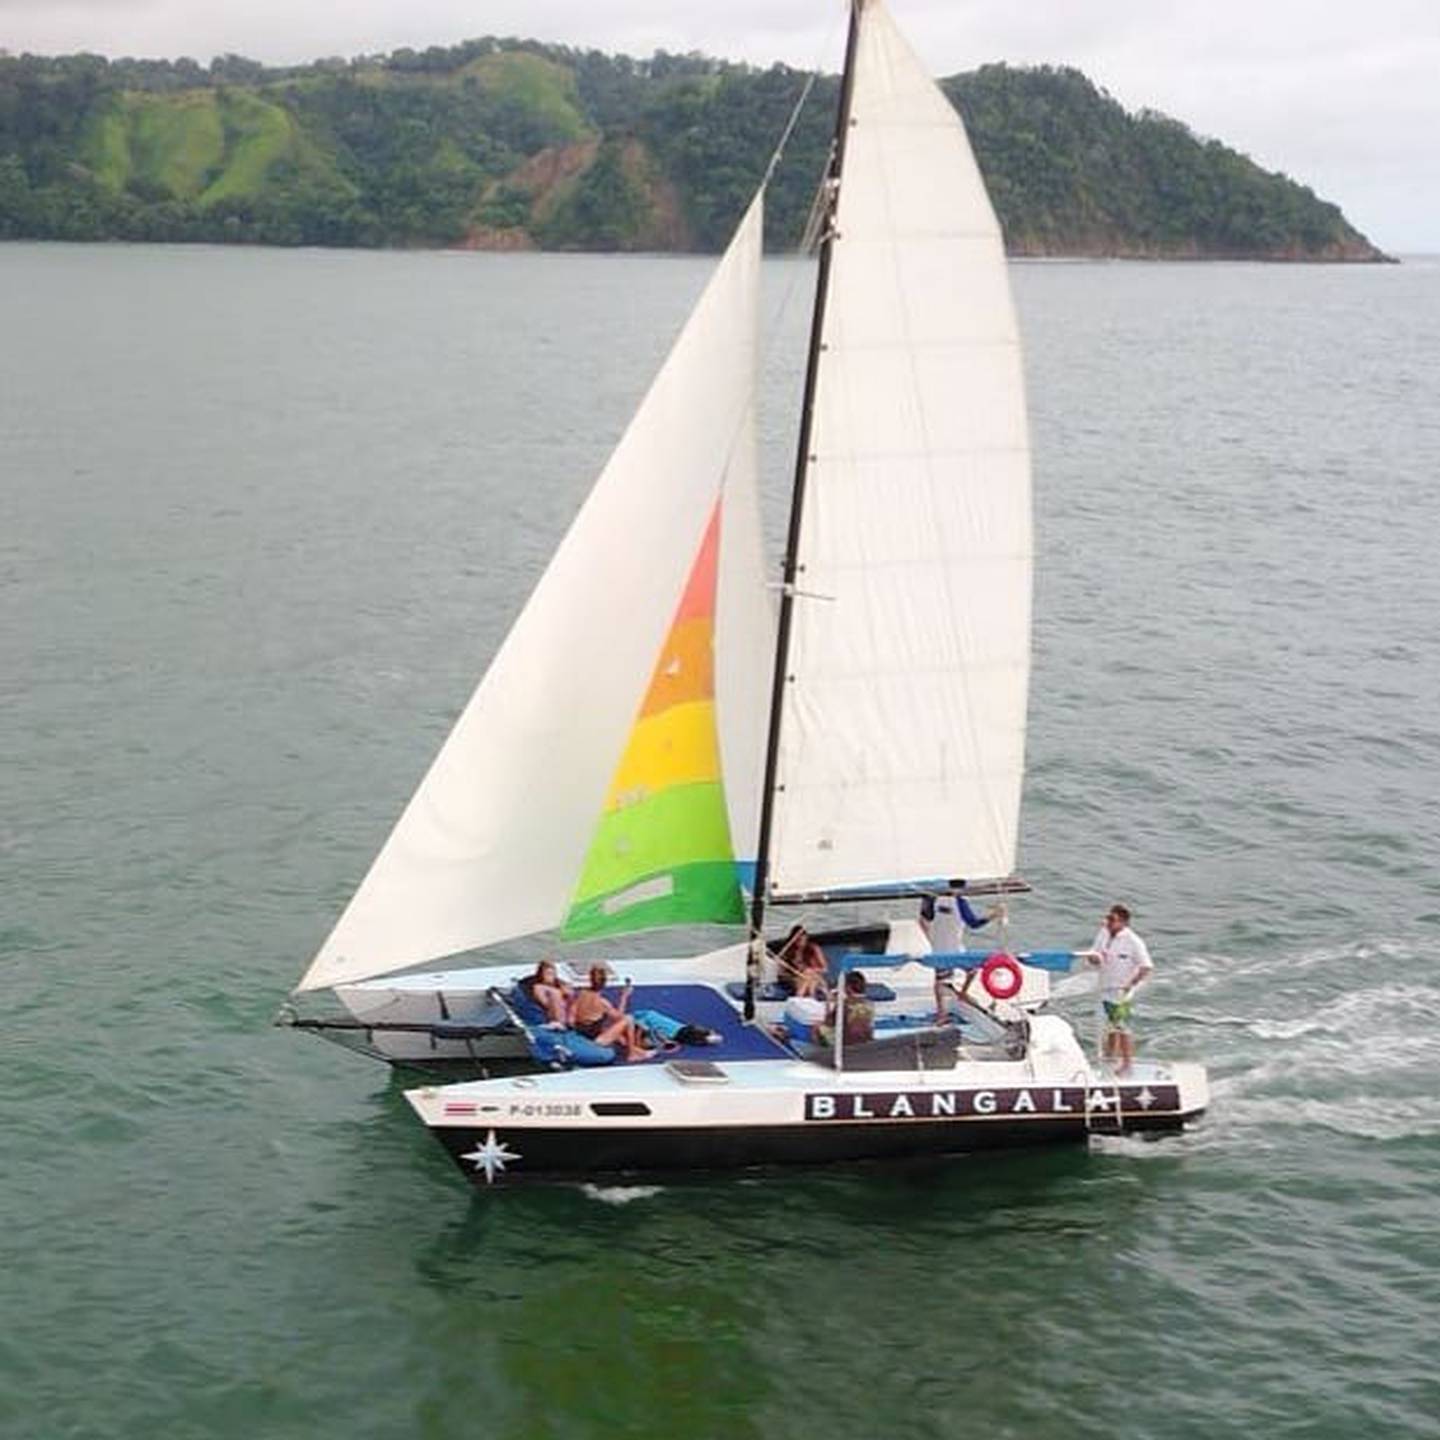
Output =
[{"x1": 4, "y1": 243, "x2": 1439, "y2": 1439}]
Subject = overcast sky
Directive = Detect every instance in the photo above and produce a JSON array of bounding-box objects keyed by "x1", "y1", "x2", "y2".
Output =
[{"x1": 5, "y1": 0, "x2": 1436, "y2": 250}]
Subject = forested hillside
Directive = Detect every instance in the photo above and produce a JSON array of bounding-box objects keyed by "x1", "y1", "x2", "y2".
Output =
[{"x1": 0, "y1": 40, "x2": 1386, "y2": 259}]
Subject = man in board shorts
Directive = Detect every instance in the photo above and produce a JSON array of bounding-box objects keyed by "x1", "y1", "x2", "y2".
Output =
[{"x1": 1082, "y1": 903, "x2": 1154, "y2": 1075}]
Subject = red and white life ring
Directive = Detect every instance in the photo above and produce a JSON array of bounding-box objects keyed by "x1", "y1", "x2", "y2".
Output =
[{"x1": 979, "y1": 952, "x2": 1023, "y2": 1000}]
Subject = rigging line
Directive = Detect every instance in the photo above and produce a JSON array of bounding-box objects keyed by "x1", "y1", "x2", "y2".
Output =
[
  {"x1": 761, "y1": 70, "x2": 819, "y2": 191},
  {"x1": 757, "y1": 4, "x2": 849, "y2": 365},
  {"x1": 702, "y1": 17, "x2": 840, "y2": 579},
  {"x1": 745, "y1": 0, "x2": 865, "y2": 1020},
  {"x1": 759, "y1": 0, "x2": 847, "y2": 194},
  {"x1": 729, "y1": 5, "x2": 851, "y2": 951}
]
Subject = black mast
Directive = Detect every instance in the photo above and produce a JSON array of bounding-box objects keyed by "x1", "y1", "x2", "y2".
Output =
[{"x1": 744, "y1": 0, "x2": 865, "y2": 1021}]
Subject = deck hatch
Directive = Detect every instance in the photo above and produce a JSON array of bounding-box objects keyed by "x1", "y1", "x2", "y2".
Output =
[{"x1": 666, "y1": 1059, "x2": 730, "y2": 1084}]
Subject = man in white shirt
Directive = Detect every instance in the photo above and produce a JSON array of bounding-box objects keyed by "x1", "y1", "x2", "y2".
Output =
[{"x1": 1082, "y1": 903, "x2": 1154, "y2": 1074}]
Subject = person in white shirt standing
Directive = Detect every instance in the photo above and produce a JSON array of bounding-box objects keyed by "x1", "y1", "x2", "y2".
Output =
[
  {"x1": 1082, "y1": 903, "x2": 1154, "y2": 1074},
  {"x1": 920, "y1": 888, "x2": 1003, "y2": 1025}
]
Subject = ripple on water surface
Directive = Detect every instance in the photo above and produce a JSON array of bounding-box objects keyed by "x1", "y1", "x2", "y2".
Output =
[{"x1": 3, "y1": 247, "x2": 1438, "y2": 1440}]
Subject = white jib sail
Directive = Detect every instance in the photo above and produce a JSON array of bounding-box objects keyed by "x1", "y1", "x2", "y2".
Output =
[
  {"x1": 769, "y1": 0, "x2": 1032, "y2": 895},
  {"x1": 299, "y1": 195, "x2": 766, "y2": 992},
  {"x1": 715, "y1": 401, "x2": 773, "y2": 878}
]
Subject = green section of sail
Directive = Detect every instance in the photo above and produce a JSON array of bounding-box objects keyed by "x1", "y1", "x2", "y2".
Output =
[
  {"x1": 561, "y1": 781, "x2": 743, "y2": 939},
  {"x1": 570, "y1": 781, "x2": 734, "y2": 896},
  {"x1": 561, "y1": 859, "x2": 745, "y2": 940}
]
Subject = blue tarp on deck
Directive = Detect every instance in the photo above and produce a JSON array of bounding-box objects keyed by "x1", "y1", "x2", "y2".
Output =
[{"x1": 521, "y1": 983, "x2": 790, "y2": 1068}]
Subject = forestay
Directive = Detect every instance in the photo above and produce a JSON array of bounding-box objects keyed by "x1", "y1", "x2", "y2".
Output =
[
  {"x1": 298, "y1": 196, "x2": 768, "y2": 992},
  {"x1": 768, "y1": 0, "x2": 1032, "y2": 896}
]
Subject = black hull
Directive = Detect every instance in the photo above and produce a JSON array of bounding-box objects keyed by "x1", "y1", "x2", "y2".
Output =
[{"x1": 433, "y1": 1109, "x2": 1200, "y2": 1188}]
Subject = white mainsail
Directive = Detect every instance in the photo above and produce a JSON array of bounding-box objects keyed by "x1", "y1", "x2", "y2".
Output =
[
  {"x1": 299, "y1": 196, "x2": 767, "y2": 992},
  {"x1": 768, "y1": 0, "x2": 1033, "y2": 896}
]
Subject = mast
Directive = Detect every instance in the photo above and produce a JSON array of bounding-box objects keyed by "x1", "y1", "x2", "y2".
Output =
[{"x1": 744, "y1": 0, "x2": 865, "y2": 1020}]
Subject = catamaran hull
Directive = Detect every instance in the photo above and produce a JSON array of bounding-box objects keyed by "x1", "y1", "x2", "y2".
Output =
[
  {"x1": 409, "y1": 1069, "x2": 1207, "y2": 1188},
  {"x1": 432, "y1": 1114, "x2": 1191, "y2": 1186}
]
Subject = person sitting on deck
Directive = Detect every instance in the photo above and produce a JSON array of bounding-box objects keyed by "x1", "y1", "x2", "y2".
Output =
[
  {"x1": 569, "y1": 965, "x2": 655, "y2": 1063},
  {"x1": 815, "y1": 970, "x2": 875, "y2": 1049},
  {"x1": 773, "y1": 924, "x2": 830, "y2": 998},
  {"x1": 516, "y1": 958, "x2": 574, "y2": 1026}
]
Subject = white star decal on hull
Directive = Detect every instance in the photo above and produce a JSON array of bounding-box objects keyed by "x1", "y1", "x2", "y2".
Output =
[
  {"x1": 1135, "y1": 1086, "x2": 1156, "y2": 1110},
  {"x1": 461, "y1": 1130, "x2": 521, "y2": 1184}
]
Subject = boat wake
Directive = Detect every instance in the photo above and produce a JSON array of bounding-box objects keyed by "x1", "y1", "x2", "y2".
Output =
[
  {"x1": 581, "y1": 1184, "x2": 667, "y2": 1206},
  {"x1": 1157, "y1": 937, "x2": 1439, "y2": 1147},
  {"x1": 1209, "y1": 1087, "x2": 1440, "y2": 1143}
]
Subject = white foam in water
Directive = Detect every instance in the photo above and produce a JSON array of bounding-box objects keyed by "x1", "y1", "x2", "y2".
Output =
[
  {"x1": 1088, "y1": 1127, "x2": 1218, "y2": 1159},
  {"x1": 1182, "y1": 959, "x2": 1440, "y2": 1147},
  {"x1": 581, "y1": 1184, "x2": 666, "y2": 1206},
  {"x1": 1081, "y1": 938, "x2": 1440, "y2": 1154},
  {"x1": 1179, "y1": 939, "x2": 1421, "y2": 989},
  {"x1": 1218, "y1": 1092, "x2": 1440, "y2": 1143},
  {"x1": 1249, "y1": 983, "x2": 1439, "y2": 1064}
]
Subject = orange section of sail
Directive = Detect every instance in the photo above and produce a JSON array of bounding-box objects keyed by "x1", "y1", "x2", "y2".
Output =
[{"x1": 637, "y1": 618, "x2": 715, "y2": 718}]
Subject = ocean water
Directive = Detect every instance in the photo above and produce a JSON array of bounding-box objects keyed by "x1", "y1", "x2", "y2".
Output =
[{"x1": 3, "y1": 243, "x2": 1438, "y2": 1439}]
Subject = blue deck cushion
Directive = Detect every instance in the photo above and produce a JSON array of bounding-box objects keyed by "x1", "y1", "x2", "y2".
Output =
[
  {"x1": 508, "y1": 985, "x2": 617, "y2": 1067},
  {"x1": 509, "y1": 988, "x2": 550, "y2": 1027},
  {"x1": 783, "y1": 1011, "x2": 815, "y2": 1043},
  {"x1": 526, "y1": 1026, "x2": 615, "y2": 1068},
  {"x1": 724, "y1": 980, "x2": 897, "y2": 1004}
]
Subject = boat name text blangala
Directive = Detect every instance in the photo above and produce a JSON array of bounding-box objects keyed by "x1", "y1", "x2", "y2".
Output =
[{"x1": 804, "y1": 1085, "x2": 1181, "y2": 1122}]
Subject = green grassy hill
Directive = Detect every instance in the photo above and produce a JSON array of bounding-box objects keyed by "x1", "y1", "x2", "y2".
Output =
[
  {"x1": 459, "y1": 51, "x2": 591, "y2": 144},
  {"x1": 81, "y1": 88, "x2": 301, "y2": 205},
  {"x1": 0, "y1": 42, "x2": 1387, "y2": 259}
]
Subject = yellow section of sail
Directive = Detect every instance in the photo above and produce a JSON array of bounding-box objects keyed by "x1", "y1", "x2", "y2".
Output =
[{"x1": 603, "y1": 699, "x2": 722, "y2": 811}]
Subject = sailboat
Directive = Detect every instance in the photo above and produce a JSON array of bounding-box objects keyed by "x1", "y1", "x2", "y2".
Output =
[{"x1": 285, "y1": 0, "x2": 1207, "y2": 1184}]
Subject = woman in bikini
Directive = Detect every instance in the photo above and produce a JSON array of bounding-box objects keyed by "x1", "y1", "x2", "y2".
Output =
[
  {"x1": 568, "y1": 965, "x2": 655, "y2": 1062},
  {"x1": 517, "y1": 958, "x2": 574, "y2": 1025},
  {"x1": 774, "y1": 925, "x2": 830, "y2": 999}
]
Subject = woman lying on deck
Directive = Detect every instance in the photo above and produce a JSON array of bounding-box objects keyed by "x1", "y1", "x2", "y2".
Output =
[{"x1": 569, "y1": 966, "x2": 656, "y2": 1063}]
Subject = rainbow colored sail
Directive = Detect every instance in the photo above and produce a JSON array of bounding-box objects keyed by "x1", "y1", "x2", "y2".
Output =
[{"x1": 562, "y1": 504, "x2": 745, "y2": 939}]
